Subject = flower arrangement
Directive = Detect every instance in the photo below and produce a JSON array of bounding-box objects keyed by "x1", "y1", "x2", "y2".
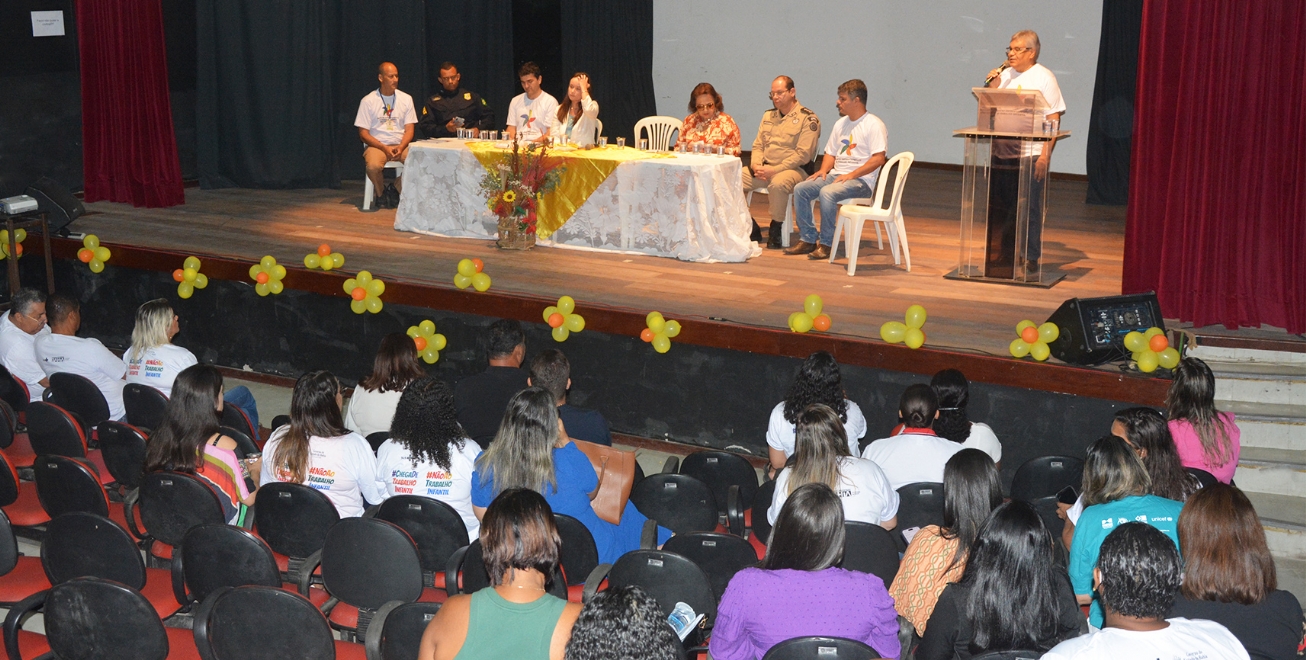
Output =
[{"x1": 479, "y1": 138, "x2": 565, "y2": 249}]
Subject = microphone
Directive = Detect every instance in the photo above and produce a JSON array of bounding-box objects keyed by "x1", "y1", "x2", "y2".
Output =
[{"x1": 984, "y1": 62, "x2": 1009, "y2": 85}]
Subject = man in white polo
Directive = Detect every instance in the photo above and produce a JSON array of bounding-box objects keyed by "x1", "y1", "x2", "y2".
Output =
[
  {"x1": 355, "y1": 61, "x2": 416, "y2": 211},
  {"x1": 0, "y1": 288, "x2": 50, "y2": 401}
]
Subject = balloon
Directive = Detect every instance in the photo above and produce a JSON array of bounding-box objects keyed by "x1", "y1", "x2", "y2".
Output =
[
  {"x1": 664, "y1": 320, "x2": 682, "y2": 338},
  {"x1": 1123, "y1": 331, "x2": 1147, "y2": 353},
  {"x1": 1143, "y1": 327, "x2": 1165, "y2": 339},
  {"x1": 471, "y1": 258, "x2": 484, "y2": 273},
  {"x1": 368, "y1": 280, "x2": 385, "y2": 297},
  {"x1": 565, "y1": 314, "x2": 585, "y2": 332},
  {"x1": 11, "y1": 244, "x2": 20, "y2": 257},
  {"x1": 453, "y1": 273, "x2": 471, "y2": 289},
  {"x1": 88, "y1": 259, "x2": 104, "y2": 273},
  {"x1": 1038, "y1": 322, "x2": 1060, "y2": 343},
  {"x1": 260, "y1": 255, "x2": 276, "y2": 269},
  {"x1": 350, "y1": 299, "x2": 366, "y2": 314},
  {"x1": 804, "y1": 294, "x2": 823, "y2": 317},
  {"x1": 647, "y1": 315, "x2": 666, "y2": 334},
  {"x1": 83, "y1": 235, "x2": 99, "y2": 249},
  {"x1": 432, "y1": 334, "x2": 447, "y2": 350},
  {"x1": 304, "y1": 254, "x2": 321, "y2": 269},
  {"x1": 646, "y1": 311, "x2": 664, "y2": 327},
  {"x1": 412, "y1": 336, "x2": 428, "y2": 353},
  {"x1": 273, "y1": 265, "x2": 286, "y2": 279},
  {"x1": 317, "y1": 244, "x2": 331, "y2": 257},
  {"x1": 1009, "y1": 338, "x2": 1031, "y2": 358},
  {"x1": 183, "y1": 268, "x2": 198, "y2": 282},
  {"x1": 319, "y1": 257, "x2": 334, "y2": 271},
  {"x1": 788, "y1": 312, "x2": 800, "y2": 331},
  {"x1": 542, "y1": 306, "x2": 559, "y2": 322},
  {"x1": 1148, "y1": 334, "x2": 1168, "y2": 352},
  {"x1": 904, "y1": 327, "x2": 925, "y2": 349},
  {"x1": 13, "y1": 229, "x2": 25, "y2": 243},
  {"x1": 904, "y1": 304, "x2": 927, "y2": 329},
  {"x1": 552, "y1": 325, "x2": 570, "y2": 342},
  {"x1": 366, "y1": 297, "x2": 383, "y2": 314},
  {"x1": 330, "y1": 253, "x2": 344, "y2": 268},
  {"x1": 557, "y1": 296, "x2": 576, "y2": 315},
  {"x1": 173, "y1": 269, "x2": 184, "y2": 282},
  {"x1": 1030, "y1": 342, "x2": 1051, "y2": 361},
  {"x1": 255, "y1": 282, "x2": 270, "y2": 296},
  {"x1": 94, "y1": 247, "x2": 111, "y2": 262},
  {"x1": 548, "y1": 312, "x2": 565, "y2": 328},
  {"x1": 249, "y1": 264, "x2": 262, "y2": 279},
  {"x1": 1157, "y1": 347, "x2": 1181, "y2": 369},
  {"x1": 184, "y1": 256, "x2": 201, "y2": 271},
  {"x1": 78, "y1": 248, "x2": 93, "y2": 263},
  {"x1": 640, "y1": 328, "x2": 654, "y2": 342},
  {"x1": 457, "y1": 259, "x2": 477, "y2": 277},
  {"x1": 351, "y1": 287, "x2": 367, "y2": 301},
  {"x1": 256, "y1": 272, "x2": 269, "y2": 284},
  {"x1": 269, "y1": 280, "x2": 284, "y2": 294},
  {"x1": 791, "y1": 313, "x2": 814, "y2": 333},
  {"x1": 652, "y1": 335, "x2": 671, "y2": 353},
  {"x1": 407, "y1": 326, "x2": 421, "y2": 338},
  {"x1": 421, "y1": 348, "x2": 439, "y2": 364},
  {"x1": 356, "y1": 271, "x2": 372, "y2": 285},
  {"x1": 1137, "y1": 350, "x2": 1160, "y2": 373},
  {"x1": 1020, "y1": 326, "x2": 1039, "y2": 343},
  {"x1": 178, "y1": 282, "x2": 194, "y2": 299},
  {"x1": 419, "y1": 320, "x2": 436, "y2": 335},
  {"x1": 812, "y1": 314, "x2": 831, "y2": 332},
  {"x1": 1016, "y1": 320, "x2": 1037, "y2": 335},
  {"x1": 194, "y1": 274, "x2": 208, "y2": 289},
  {"x1": 471, "y1": 273, "x2": 492, "y2": 292},
  {"x1": 880, "y1": 321, "x2": 906, "y2": 343}
]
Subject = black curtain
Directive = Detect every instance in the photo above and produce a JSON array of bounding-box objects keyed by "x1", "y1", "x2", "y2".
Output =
[
  {"x1": 1085, "y1": 0, "x2": 1143, "y2": 205},
  {"x1": 426, "y1": 0, "x2": 515, "y2": 137},
  {"x1": 561, "y1": 0, "x2": 655, "y2": 144}
]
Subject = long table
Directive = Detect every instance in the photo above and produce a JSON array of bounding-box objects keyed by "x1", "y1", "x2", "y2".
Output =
[{"x1": 394, "y1": 140, "x2": 760, "y2": 262}]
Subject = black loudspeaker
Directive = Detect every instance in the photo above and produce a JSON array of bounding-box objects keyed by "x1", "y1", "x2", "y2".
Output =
[
  {"x1": 24, "y1": 177, "x2": 85, "y2": 234},
  {"x1": 1046, "y1": 293, "x2": 1165, "y2": 366}
]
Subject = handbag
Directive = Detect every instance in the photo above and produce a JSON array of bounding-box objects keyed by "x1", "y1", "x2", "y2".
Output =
[{"x1": 571, "y1": 440, "x2": 636, "y2": 525}]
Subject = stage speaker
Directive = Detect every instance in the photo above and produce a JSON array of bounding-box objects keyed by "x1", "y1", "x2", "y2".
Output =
[
  {"x1": 1046, "y1": 293, "x2": 1164, "y2": 366},
  {"x1": 24, "y1": 177, "x2": 85, "y2": 234}
]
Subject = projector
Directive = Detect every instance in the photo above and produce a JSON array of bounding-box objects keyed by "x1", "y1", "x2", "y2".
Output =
[{"x1": 1, "y1": 195, "x2": 39, "y2": 215}]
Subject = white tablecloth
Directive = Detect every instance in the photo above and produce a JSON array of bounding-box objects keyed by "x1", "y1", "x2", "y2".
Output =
[{"x1": 394, "y1": 140, "x2": 761, "y2": 262}]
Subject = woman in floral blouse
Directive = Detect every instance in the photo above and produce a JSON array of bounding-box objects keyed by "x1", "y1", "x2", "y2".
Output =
[{"x1": 677, "y1": 82, "x2": 741, "y2": 155}]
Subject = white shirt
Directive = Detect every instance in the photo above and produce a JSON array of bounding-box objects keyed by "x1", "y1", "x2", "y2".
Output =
[
  {"x1": 33, "y1": 333, "x2": 127, "y2": 421},
  {"x1": 354, "y1": 89, "x2": 417, "y2": 147},
  {"x1": 123, "y1": 343, "x2": 197, "y2": 398},
  {"x1": 996, "y1": 63, "x2": 1065, "y2": 157},
  {"x1": 960, "y1": 422, "x2": 1002, "y2": 464},
  {"x1": 0, "y1": 312, "x2": 50, "y2": 402},
  {"x1": 260, "y1": 428, "x2": 386, "y2": 518},
  {"x1": 548, "y1": 97, "x2": 600, "y2": 146},
  {"x1": 342, "y1": 386, "x2": 404, "y2": 438},
  {"x1": 1042, "y1": 618, "x2": 1248, "y2": 660},
  {"x1": 768, "y1": 456, "x2": 898, "y2": 526},
  {"x1": 766, "y1": 400, "x2": 867, "y2": 458},
  {"x1": 861, "y1": 431, "x2": 963, "y2": 491},
  {"x1": 824, "y1": 112, "x2": 888, "y2": 188},
  {"x1": 375, "y1": 438, "x2": 483, "y2": 538},
  {"x1": 506, "y1": 92, "x2": 559, "y2": 141}
]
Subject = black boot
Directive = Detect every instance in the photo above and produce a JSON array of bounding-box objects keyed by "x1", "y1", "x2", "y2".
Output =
[
  {"x1": 750, "y1": 219, "x2": 764, "y2": 243},
  {"x1": 766, "y1": 221, "x2": 784, "y2": 250}
]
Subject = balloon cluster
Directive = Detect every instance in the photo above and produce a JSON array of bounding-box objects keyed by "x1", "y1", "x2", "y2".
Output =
[
  {"x1": 1125, "y1": 327, "x2": 1179, "y2": 373},
  {"x1": 1009, "y1": 320, "x2": 1060, "y2": 361},
  {"x1": 454, "y1": 258, "x2": 492, "y2": 292},
  {"x1": 248, "y1": 256, "x2": 287, "y2": 296},
  {"x1": 0, "y1": 229, "x2": 26, "y2": 261},
  {"x1": 304, "y1": 244, "x2": 345, "y2": 271},
  {"x1": 406, "y1": 320, "x2": 448, "y2": 364},
  {"x1": 76, "y1": 235, "x2": 111, "y2": 273},
  {"x1": 172, "y1": 257, "x2": 209, "y2": 299},
  {"x1": 542, "y1": 296, "x2": 585, "y2": 342},
  {"x1": 640, "y1": 312, "x2": 682, "y2": 354},
  {"x1": 788, "y1": 295, "x2": 832, "y2": 333},
  {"x1": 343, "y1": 271, "x2": 386, "y2": 314},
  {"x1": 880, "y1": 305, "x2": 928, "y2": 349}
]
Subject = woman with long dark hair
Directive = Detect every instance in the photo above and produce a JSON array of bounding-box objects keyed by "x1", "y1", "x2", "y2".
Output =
[
  {"x1": 1166, "y1": 357, "x2": 1241, "y2": 483},
  {"x1": 375, "y1": 377, "x2": 482, "y2": 536},
  {"x1": 549, "y1": 73, "x2": 600, "y2": 147},
  {"x1": 261, "y1": 370, "x2": 384, "y2": 517},
  {"x1": 713, "y1": 483, "x2": 900, "y2": 659},
  {"x1": 930, "y1": 369, "x2": 1002, "y2": 465},
  {"x1": 343, "y1": 332, "x2": 425, "y2": 438},
  {"x1": 917, "y1": 501, "x2": 1085, "y2": 659},
  {"x1": 766, "y1": 351, "x2": 867, "y2": 474},
  {"x1": 891, "y1": 449, "x2": 1003, "y2": 638}
]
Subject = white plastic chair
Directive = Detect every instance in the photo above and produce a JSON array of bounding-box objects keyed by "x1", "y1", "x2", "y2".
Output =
[
  {"x1": 828, "y1": 151, "x2": 916, "y2": 275},
  {"x1": 745, "y1": 187, "x2": 796, "y2": 247},
  {"x1": 593, "y1": 118, "x2": 603, "y2": 145},
  {"x1": 362, "y1": 160, "x2": 404, "y2": 211},
  {"x1": 633, "y1": 116, "x2": 682, "y2": 151}
]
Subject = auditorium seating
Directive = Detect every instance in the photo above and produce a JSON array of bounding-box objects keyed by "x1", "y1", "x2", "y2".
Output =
[
  {"x1": 123, "y1": 383, "x2": 169, "y2": 431},
  {"x1": 128, "y1": 470, "x2": 229, "y2": 566},
  {"x1": 374, "y1": 494, "x2": 469, "y2": 589}
]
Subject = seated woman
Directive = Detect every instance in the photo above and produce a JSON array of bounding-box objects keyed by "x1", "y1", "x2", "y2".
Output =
[
  {"x1": 766, "y1": 351, "x2": 867, "y2": 475},
  {"x1": 930, "y1": 369, "x2": 1001, "y2": 465},
  {"x1": 1169, "y1": 483, "x2": 1306, "y2": 659},
  {"x1": 712, "y1": 482, "x2": 899, "y2": 659},
  {"x1": 142, "y1": 365, "x2": 259, "y2": 524},
  {"x1": 917, "y1": 501, "x2": 1085, "y2": 660},
  {"x1": 343, "y1": 332, "x2": 424, "y2": 438},
  {"x1": 549, "y1": 73, "x2": 600, "y2": 147},
  {"x1": 768, "y1": 403, "x2": 897, "y2": 529},
  {"x1": 471, "y1": 387, "x2": 671, "y2": 565},
  {"x1": 563, "y1": 585, "x2": 682, "y2": 660},
  {"x1": 891, "y1": 449, "x2": 1003, "y2": 639},
  {"x1": 1167, "y1": 357, "x2": 1241, "y2": 483},
  {"x1": 676, "y1": 82, "x2": 741, "y2": 155},
  {"x1": 419, "y1": 488, "x2": 582, "y2": 660},
  {"x1": 261, "y1": 370, "x2": 385, "y2": 518}
]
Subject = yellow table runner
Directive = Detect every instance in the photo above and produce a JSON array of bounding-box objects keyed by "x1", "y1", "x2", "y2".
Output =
[{"x1": 466, "y1": 142, "x2": 661, "y2": 238}]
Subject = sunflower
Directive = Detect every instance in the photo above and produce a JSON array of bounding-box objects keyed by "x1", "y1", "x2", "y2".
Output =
[{"x1": 502, "y1": 190, "x2": 517, "y2": 203}]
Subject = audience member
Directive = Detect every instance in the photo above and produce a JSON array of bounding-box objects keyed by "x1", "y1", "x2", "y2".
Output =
[
  {"x1": 563, "y1": 585, "x2": 682, "y2": 660},
  {"x1": 143, "y1": 365, "x2": 258, "y2": 524},
  {"x1": 917, "y1": 501, "x2": 1085, "y2": 660},
  {"x1": 1044, "y1": 523, "x2": 1248, "y2": 660},
  {"x1": 1069, "y1": 435, "x2": 1184, "y2": 628},
  {"x1": 863, "y1": 384, "x2": 962, "y2": 490},
  {"x1": 455, "y1": 319, "x2": 530, "y2": 447},
  {"x1": 507, "y1": 62, "x2": 559, "y2": 144},
  {"x1": 261, "y1": 370, "x2": 384, "y2": 518},
  {"x1": 676, "y1": 83, "x2": 741, "y2": 155},
  {"x1": 550, "y1": 73, "x2": 600, "y2": 147},
  {"x1": 892, "y1": 449, "x2": 1003, "y2": 637},
  {"x1": 343, "y1": 332, "x2": 424, "y2": 438},
  {"x1": 419, "y1": 61, "x2": 495, "y2": 139},
  {"x1": 528, "y1": 349, "x2": 611, "y2": 446},
  {"x1": 742, "y1": 75, "x2": 821, "y2": 248},
  {"x1": 471, "y1": 387, "x2": 670, "y2": 565},
  {"x1": 419, "y1": 488, "x2": 582, "y2": 660},
  {"x1": 768, "y1": 403, "x2": 897, "y2": 529},
  {"x1": 1166, "y1": 357, "x2": 1241, "y2": 483},
  {"x1": 376, "y1": 377, "x2": 482, "y2": 537},
  {"x1": 0, "y1": 287, "x2": 49, "y2": 401},
  {"x1": 33, "y1": 293, "x2": 127, "y2": 421},
  {"x1": 712, "y1": 483, "x2": 900, "y2": 660},
  {"x1": 929, "y1": 369, "x2": 1001, "y2": 464},
  {"x1": 766, "y1": 351, "x2": 867, "y2": 474},
  {"x1": 1169, "y1": 484, "x2": 1306, "y2": 659},
  {"x1": 356, "y1": 61, "x2": 417, "y2": 210}
]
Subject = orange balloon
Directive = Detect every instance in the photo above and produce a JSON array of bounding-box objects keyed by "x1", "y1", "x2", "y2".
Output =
[
  {"x1": 78, "y1": 248, "x2": 93, "y2": 263},
  {"x1": 172, "y1": 269, "x2": 184, "y2": 282},
  {"x1": 640, "y1": 328, "x2": 654, "y2": 342},
  {"x1": 548, "y1": 312, "x2": 565, "y2": 328},
  {"x1": 413, "y1": 336, "x2": 428, "y2": 351},
  {"x1": 317, "y1": 244, "x2": 332, "y2": 257},
  {"x1": 1020, "y1": 326, "x2": 1039, "y2": 343},
  {"x1": 471, "y1": 258, "x2": 484, "y2": 273},
  {"x1": 351, "y1": 287, "x2": 367, "y2": 301},
  {"x1": 1148, "y1": 334, "x2": 1169, "y2": 352},
  {"x1": 14, "y1": 244, "x2": 23, "y2": 256},
  {"x1": 812, "y1": 314, "x2": 832, "y2": 331},
  {"x1": 256, "y1": 272, "x2": 269, "y2": 284}
]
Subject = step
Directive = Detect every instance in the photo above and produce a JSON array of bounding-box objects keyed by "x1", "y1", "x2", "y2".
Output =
[
  {"x1": 1189, "y1": 344, "x2": 1306, "y2": 365},
  {"x1": 1264, "y1": 522, "x2": 1306, "y2": 603},
  {"x1": 1233, "y1": 453, "x2": 1306, "y2": 500},
  {"x1": 1218, "y1": 401, "x2": 1306, "y2": 452},
  {"x1": 1202, "y1": 360, "x2": 1306, "y2": 406},
  {"x1": 1247, "y1": 491, "x2": 1306, "y2": 527}
]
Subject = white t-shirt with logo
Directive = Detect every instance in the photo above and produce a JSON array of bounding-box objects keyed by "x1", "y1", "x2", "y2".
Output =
[
  {"x1": 0, "y1": 312, "x2": 50, "y2": 402},
  {"x1": 824, "y1": 112, "x2": 888, "y2": 188},
  {"x1": 768, "y1": 455, "x2": 899, "y2": 526},
  {"x1": 766, "y1": 400, "x2": 868, "y2": 458},
  {"x1": 260, "y1": 428, "x2": 386, "y2": 518},
  {"x1": 1042, "y1": 617, "x2": 1248, "y2": 660},
  {"x1": 996, "y1": 63, "x2": 1065, "y2": 157},
  {"x1": 33, "y1": 333, "x2": 127, "y2": 421},
  {"x1": 375, "y1": 437, "x2": 483, "y2": 538},
  {"x1": 354, "y1": 89, "x2": 417, "y2": 147},
  {"x1": 123, "y1": 343, "x2": 198, "y2": 398},
  {"x1": 506, "y1": 92, "x2": 559, "y2": 141},
  {"x1": 861, "y1": 431, "x2": 963, "y2": 491}
]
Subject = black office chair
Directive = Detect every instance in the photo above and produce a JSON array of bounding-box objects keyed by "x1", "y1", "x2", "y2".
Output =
[
  {"x1": 555, "y1": 513, "x2": 600, "y2": 601},
  {"x1": 969, "y1": 651, "x2": 1043, "y2": 660},
  {"x1": 123, "y1": 383, "x2": 168, "y2": 431},
  {"x1": 40, "y1": 512, "x2": 180, "y2": 619},
  {"x1": 895, "y1": 482, "x2": 945, "y2": 533},
  {"x1": 193, "y1": 585, "x2": 356, "y2": 659},
  {"x1": 630, "y1": 473, "x2": 718, "y2": 534},
  {"x1": 444, "y1": 538, "x2": 568, "y2": 601},
  {"x1": 1186, "y1": 467, "x2": 1219, "y2": 489},
  {"x1": 840, "y1": 522, "x2": 900, "y2": 588},
  {"x1": 97, "y1": 420, "x2": 149, "y2": 491},
  {"x1": 45, "y1": 372, "x2": 111, "y2": 431},
  {"x1": 662, "y1": 532, "x2": 758, "y2": 602},
  {"x1": 253, "y1": 482, "x2": 340, "y2": 581},
  {"x1": 0, "y1": 366, "x2": 28, "y2": 415},
  {"x1": 128, "y1": 471, "x2": 229, "y2": 567},
  {"x1": 218, "y1": 425, "x2": 260, "y2": 459},
  {"x1": 172, "y1": 523, "x2": 284, "y2": 608},
  {"x1": 220, "y1": 405, "x2": 259, "y2": 447},
  {"x1": 32, "y1": 455, "x2": 127, "y2": 527},
  {"x1": 365, "y1": 600, "x2": 443, "y2": 660},
  {"x1": 26, "y1": 402, "x2": 95, "y2": 462},
  {"x1": 365, "y1": 432, "x2": 389, "y2": 453},
  {"x1": 584, "y1": 550, "x2": 717, "y2": 646},
  {"x1": 374, "y1": 495, "x2": 469, "y2": 590},
  {"x1": 680, "y1": 450, "x2": 759, "y2": 521},
  {"x1": 761, "y1": 636, "x2": 880, "y2": 660},
  {"x1": 750, "y1": 479, "x2": 778, "y2": 544},
  {"x1": 0, "y1": 450, "x2": 49, "y2": 530},
  {"x1": 1009, "y1": 456, "x2": 1084, "y2": 502},
  {"x1": 0, "y1": 509, "x2": 50, "y2": 607}
]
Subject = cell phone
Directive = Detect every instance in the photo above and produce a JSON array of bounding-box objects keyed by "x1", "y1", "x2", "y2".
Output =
[
  {"x1": 454, "y1": 117, "x2": 466, "y2": 126},
  {"x1": 1057, "y1": 485, "x2": 1078, "y2": 505}
]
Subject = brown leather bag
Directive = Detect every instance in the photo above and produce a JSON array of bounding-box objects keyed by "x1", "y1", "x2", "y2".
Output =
[{"x1": 571, "y1": 440, "x2": 636, "y2": 525}]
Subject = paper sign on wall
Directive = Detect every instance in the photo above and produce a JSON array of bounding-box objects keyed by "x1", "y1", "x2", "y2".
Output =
[{"x1": 31, "y1": 11, "x2": 66, "y2": 37}]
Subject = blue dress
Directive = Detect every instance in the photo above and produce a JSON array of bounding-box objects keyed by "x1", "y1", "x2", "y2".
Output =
[{"x1": 472, "y1": 442, "x2": 672, "y2": 565}]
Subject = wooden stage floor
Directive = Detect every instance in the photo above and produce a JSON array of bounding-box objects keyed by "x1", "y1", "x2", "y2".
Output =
[{"x1": 79, "y1": 168, "x2": 1127, "y2": 358}]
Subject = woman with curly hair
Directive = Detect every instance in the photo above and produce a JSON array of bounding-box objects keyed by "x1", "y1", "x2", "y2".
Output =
[
  {"x1": 766, "y1": 351, "x2": 866, "y2": 474},
  {"x1": 930, "y1": 369, "x2": 1002, "y2": 465},
  {"x1": 376, "y1": 376, "x2": 482, "y2": 537},
  {"x1": 564, "y1": 585, "x2": 682, "y2": 660}
]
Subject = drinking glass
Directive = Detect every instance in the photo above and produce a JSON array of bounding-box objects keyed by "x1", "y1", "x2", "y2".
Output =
[
  {"x1": 616, "y1": 137, "x2": 626, "y2": 148},
  {"x1": 598, "y1": 136, "x2": 608, "y2": 147},
  {"x1": 715, "y1": 145, "x2": 725, "y2": 155},
  {"x1": 638, "y1": 139, "x2": 649, "y2": 151}
]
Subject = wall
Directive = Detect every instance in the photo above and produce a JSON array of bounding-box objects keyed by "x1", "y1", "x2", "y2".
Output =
[{"x1": 652, "y1": 1, "x2": 1101, "y2": 174}]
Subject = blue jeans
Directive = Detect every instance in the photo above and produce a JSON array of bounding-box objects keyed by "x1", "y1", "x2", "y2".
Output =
[
  {"x1": 792, "y1": 173, "x2": 874, "y2": 247},
  {"x1": 224, "y1": 385, "x2": 260, "y2": 430}
]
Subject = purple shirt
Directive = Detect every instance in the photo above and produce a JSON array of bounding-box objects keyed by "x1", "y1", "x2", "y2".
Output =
[{"x1": 709, "y1": 567, "x2": 900, "y2": 660}]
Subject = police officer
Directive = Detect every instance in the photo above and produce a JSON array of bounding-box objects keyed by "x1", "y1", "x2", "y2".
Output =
[
  {"x1": 419, "y1": 62, "x2": 495, "y2": 139},
  {"x1": 743, "y1": 76, "x2": 821, "y2": 249}
]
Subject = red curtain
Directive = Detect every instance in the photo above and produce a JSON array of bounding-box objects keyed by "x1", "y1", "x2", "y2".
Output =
[
  {"x1": 77, "y1": 0, "x2": 184, "y2": 207},
  {"x1": 1123, "y1": 1, "x2": 1306, "y2": 333}
]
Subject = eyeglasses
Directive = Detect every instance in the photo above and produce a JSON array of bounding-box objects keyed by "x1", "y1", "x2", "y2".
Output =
[
  {"x1": 767, "y1": 91, "x2": 789, "y2": 99},
  {"x1": 695, "y1": 103, "x2": 715, "y2": 110},
  {"x1": 439, "y1": 74, "x2": 460, "y2": 82},
  {"x1": 1006, "y1": 47, "x2": 1031, "y2": 54}
]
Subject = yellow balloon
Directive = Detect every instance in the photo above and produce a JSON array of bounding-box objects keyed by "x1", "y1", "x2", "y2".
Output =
[
  {"x1": 330, "y1": 253, "x2": 345, "y2": 268},
  {"x1": 1157, "y1": 347, "x2": 1181, "y2": 369},
  {"x1": 368, "y1": 280, "x2": 385, "y2": 297},
  {"x1": 646, "y1": 311, "x2": 664, "y2": 327},
  {"x1": 255, "y1": 282, "x2": 270, "y2": 296},
  {"x1": 652, "y1": 335, "x2": 671, "y2": 353},
  {"x1": 320, "y1": 257, "x2": 334, "y2": 271},
  {"x1": 432, "y1": 334, "x2": 447, "y2": 351},
  {"x1": 880, "y1": 321, "x2": 906, "y2": 343},
  {"x1": 88, "y1": 259, "x2": 105, "y2": 273},
  {"x1": 273, "y1": 265, "x2": 286, "y2": 280},
  {"x1": 366, "y1": 297, "x2": 383, "y2": 314},
  {"x1": 804, "y1": 294, "x2": 823, "y2": 317},
  {"x1": 647, "y1": 316, "x2": 666, "y2": 334},
  {"x1": 13, "y1": 229, "x2": 26, "y2": 243},
  {"x1": 792, "y1": 313, "x2": 814, "y2": 333},
  {"x1": 453, "y1": 273, "x2": 471, "y2": 289},
  {"x1": 249, "y1": 264, "x2": 263, "y2": 280},
  {"x1": 1123, "y1": 331, "x2": 1147, "y2": 353},
  {"x1": 664, "y1": 320, "x2": 681, "y2": 338},
  {"x1": 260, "y1": 255, "x2": 276, "y2": 269},
  {"x1": 1143, "y1": 327, "x2": 1165, "y2": 339},
  {"x1": 407, "y1": 326, "x2": 421, "y2": 338},
  {"x1": 1137, "y1": 350, "x2": 1160, "y2": 373},
  {"x1": 565, "y1": 314, "x2": 585, "y2": 332},
  {"x1": 194, "y1": 273, "x2": 208, "y2": 289},
  {"x1": 350, "y1": 299, "x2": 366, "y2": 314},
  {"x1": 184, "y1": 256, "x2": 201, "y2": 271},
  {"x1": 1030, "y1": 342, "x2": 1051, "y2": 361},
  {"x1": 419, "y1": 320, "x2": 436, "y2": 335},
  {"x1": 457, "y1": 259, "x2": 477, "y2": 277},
  {"x1": 1015, "y1": 320, "x2": 1036, "y2": 335},
  {"x1": 94, "y1": 247, "x2": 111, "y2": 262},
  {"x1": 83, "y1": 235, "x2": 99, "y2": 249},
  {"x1": 904, "y1": 304, "x2": 927, "y2": 329},
  {"x1": 420, "y1": 349, "x2": 439, "y2": 364},
  {"x1": 552, "y1": 325, "x2": 570, "y2": 342},
  {"x1": 1037, "y1": 322, "x2": 1060, "y2": 344},
  {"x1": 904, "y1": 327, "x2": 925, "y2": 349},
  {"x1": 357, "y1": 271, "x2": 373, "y2": 285},
  {"x1": 178, "y1": 282, "x2": 194, "y2": 299},
  {"x1": 557, "y1": 296, "x2": 576, "y2": 315},
  {"x1": 542, "y1": 306, "x2": 559, "y2": 322},
  {"x1": 183, "y1": 268, "x2": 198, "y2": 282},
  {"x1": 304, "y1": 254, "x2": 321, "y2": 269},
  {"x1": 269, "y1": 280, "x2": 284, "y2": 295},
  {"x1": 471, "y1": 273, "x2": 492, "y2": 292},
  {"x1": 343, "y1": 278, "x2": 358, "y2": 294},
  {"x1": 1009, "y1": 339, "x2": 1031, "y2": 357}
]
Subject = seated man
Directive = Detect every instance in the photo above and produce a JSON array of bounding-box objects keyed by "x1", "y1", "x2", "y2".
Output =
[
  {"x1": 527, "y1": 348, "x2": 612, "y2": 446},
  {"x1": 33, "y1": 293, "x2": 127, "y2": 421},
  {"x1": 0, "y1": 288, "x2": 50, "y2": 401},
  {"x1": 742, "y1": 75, "x2": 820, "y2": 249},
  {"x1": 454, "y1": 319, "x2": 529, "y2": 447},
  {"x1": 505, "y1": 61, "x2": 558, "y2": 144},
  {"x1": 355, "y1": 61, "x2": 417, "y2": 211},
  {"x1": 861, "y1": 384, "x2": 961, "y2": 490},
  {"x1": 785, "y1": 79, "x2": 887, "y2": 260},
  {"x1": 1043, "y1": 523, "x2": 1248, "y2": 659},
  {"x1": 419, "y1": 61, "x2": 495, "y2": 139}
]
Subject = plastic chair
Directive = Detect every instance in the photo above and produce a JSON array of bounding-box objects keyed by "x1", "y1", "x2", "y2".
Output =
[
  {"x1": 761, "y1": 636, "x2": 880, "y2": 660},
  {"x1": 362, "y1": 161, "x2": 404, "y2": 211},
  {"x1": 0, "y1": 509, "x2": 50, "y2": 606},
  {"x1": 583, "y1": 549, "x2": 716, "y2": 646},
  {"x1": 32, "y1": 455, "x2": 133, "y2": 531},
  {"x1": 172, "y1": 524, "x2": 282, "y2": 606},
  {"x1": 127, "y1": 471, "x2": 229, "y2": 566},
  {"x1": 45, "y1": 372, "x2": 112, "y2": 430},
  {"x1": 555, "y1": 513, "x2": 599, "y2": 599},
  {"x1": 221, "y1": 405, "x2": 259, "y2": 447},
  {"x1": 444, "y1": 538, "x2": 568, "y2": 601},
  {"x1": 749, "y1": 479, "x2": 777, "y2": 546},
  {"x1": 253, "y1": 482, "x2": 340, "y2": 580},
  {"x1": 634, "y1": 116, "x2": 682, "y2": 151},
  {"x1": 680, "y1": 450, "x2": 759, "y2": 522},
  {"x1": 97, "y1": 420, "x2": 149, "y2": 490},
  {"x1": 365, "y1": 601, "x2": 442, "y2": 660},
  {"x1": 374, "y1": 495, "x2": 470, "y2": 589},
  {"x1": 662, "y1": 532, "x2": 757, "y2": 602},
  {"x1": 40, "y1": 512, "x2": 181, "y2": 619},
  {"x1": 0, "y1": 400, "x2": 35, "y2": 471},
  {"x1": 841, "y1": 522, "x2": 900, "y2": 588},
  {"x1": 365, "y1": 432, "x2": 389, "y2": 453},
  {"x1": 829, "y1": 151, "x2": 916, "y2": 275},
  {"x1": 592, "y1": 118, "x2": 604, "y2": 145},
  {"x1": 746, "y1": 188, "x2": 796, "y2": 247},
  {"x1": 0, "y1": 365, "x2": 29, "y2": 415},
  {"x1": 26, "y1": 401, "x2": 90, "y2": 457},
  {"x1": 216, "y1": 425, "x2": 260, "y2": 460},
  {"x1": 193, "y1": 585, "x2": 365, "y2": 660},
  {"x1": 123, "y1": 383, "x2": 168, "y2": 431},
  {"x1": 0, "y1": 450, "x2": 48, "y2": 530},
  {"x1": 1010, "y1": 456, "x2": 1084, "y2": 502},
  {"x1": 630, "y1": 473, "x2": 718, "y2": 534},
  {"x1": 895, "y1": 482, "x2": 945, "y2": 538}
]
